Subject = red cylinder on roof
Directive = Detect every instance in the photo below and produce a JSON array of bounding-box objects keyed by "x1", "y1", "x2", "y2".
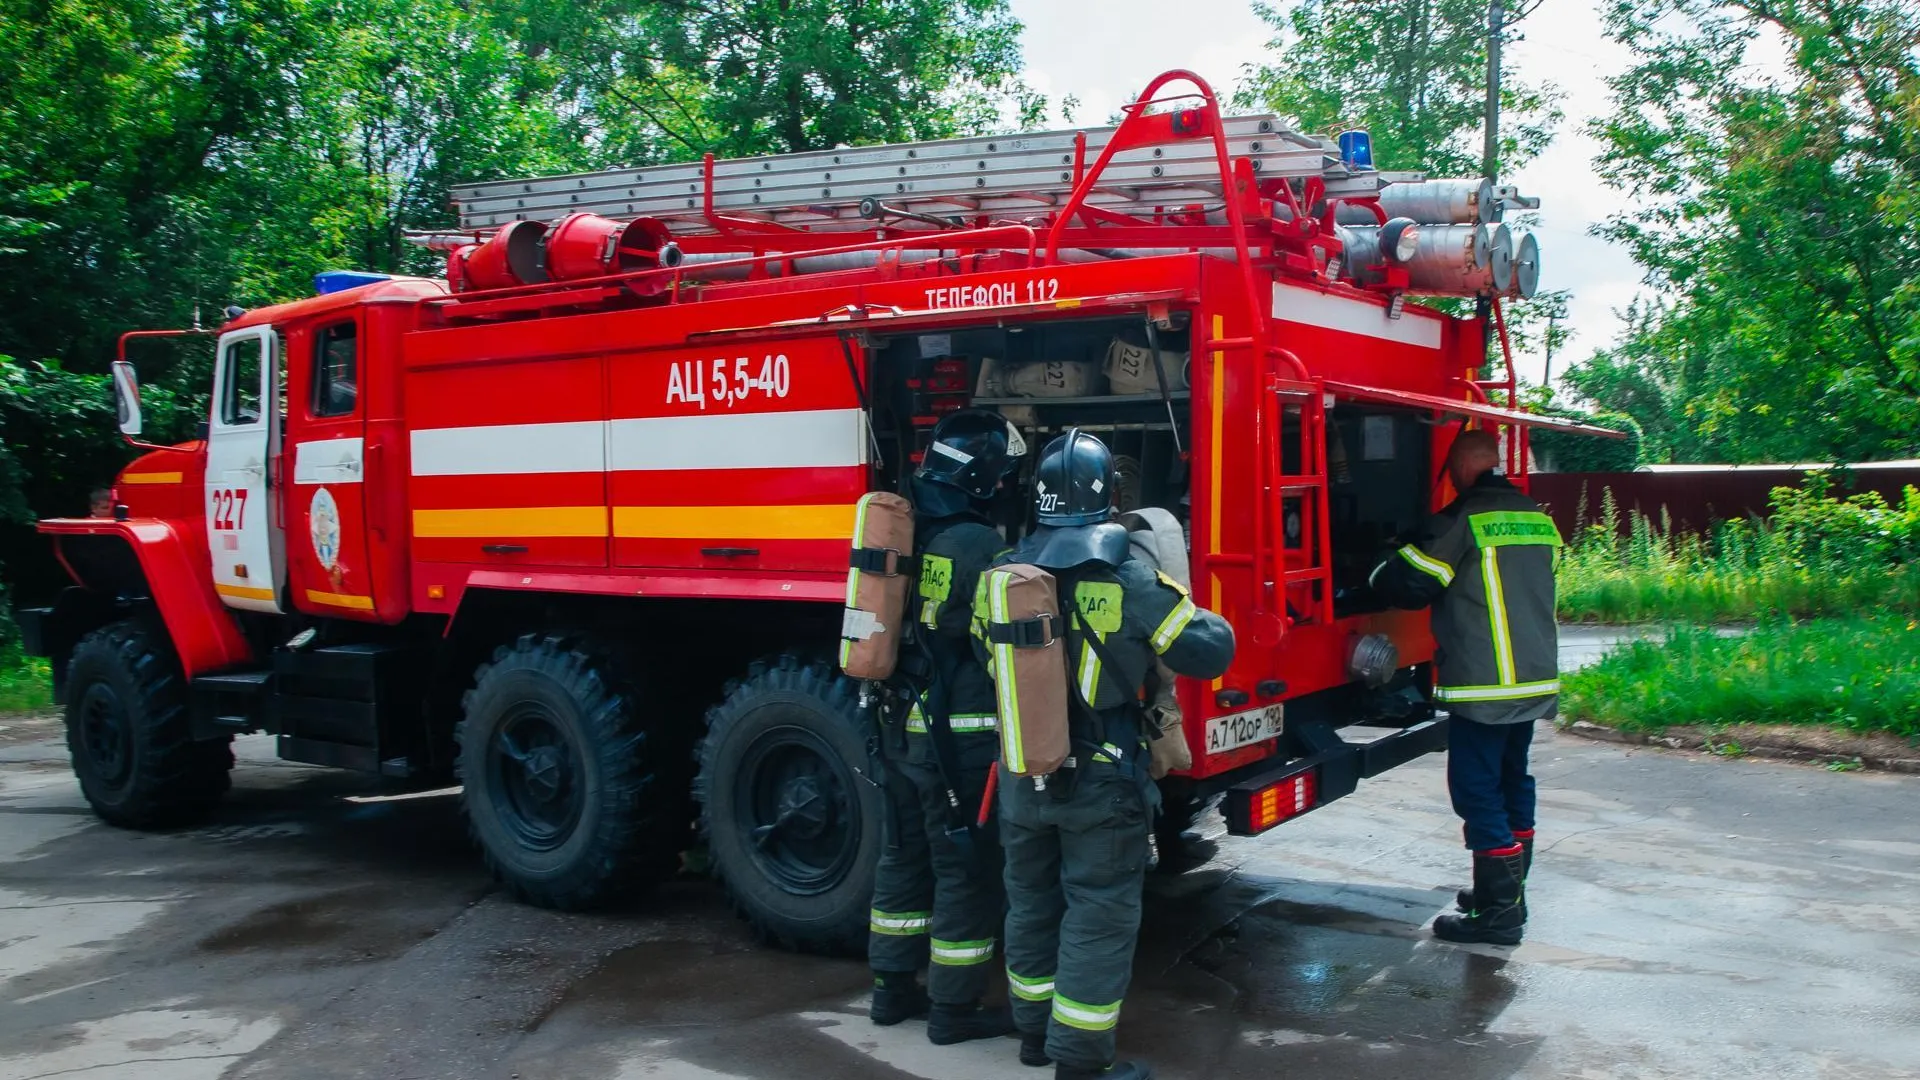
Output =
[
  {"x1": 544, "y1": 214, "x2": 677, "y2": 281},
  {"x1": 460, "y1": 219, "x2": 550, "y2": 291}
]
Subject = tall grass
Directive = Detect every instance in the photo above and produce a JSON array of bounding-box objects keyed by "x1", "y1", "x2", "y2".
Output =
[
  {"x1": 1562, "y1": 615, "x2": 1920, "y2": 738},
  {"x1": 1556, "y1": 482, "x2": 1920, "y2": 623}
]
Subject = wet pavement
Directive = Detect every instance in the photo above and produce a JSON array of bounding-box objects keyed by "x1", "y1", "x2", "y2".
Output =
[{"x1": 2, "y1": 723, "x2": 1917, "y2": 1080}]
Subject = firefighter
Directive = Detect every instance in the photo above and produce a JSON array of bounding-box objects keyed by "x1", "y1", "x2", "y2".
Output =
[
  {"x1": 985, "y1": 430, "x2": 1234, "y2": 1080},
  {"x1": 869, "y1": 409, "x2": 1024, "y2": 1045},
  {"x1": 1368, "y1": 428, "x2": 1561, "y2": 947}
]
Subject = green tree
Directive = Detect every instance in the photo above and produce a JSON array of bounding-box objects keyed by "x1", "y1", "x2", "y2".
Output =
[
  {"x1": 487, "y1": 0, "x2": 1042, "y2": 161},
  {"x1": 1234, "y1": 0, "x2": 1564, "y2": 370},
  {"x1": 0, "y1": 0, "x2": 1043, "y2": 611},
  {"x1": 1235, "y1": 0, "x2": 1559, "y2": 177},
  {"x1": 1567, "y1": 0, "x2": 1920, "y2": 464}
]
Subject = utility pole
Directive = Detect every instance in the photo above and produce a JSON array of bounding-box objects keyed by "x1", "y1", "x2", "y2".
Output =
[
  {"x1": 1483, "y1": 0, "x2": 1504, "y2": 181},
  {"x1": 1542, "y1": 311, "x2": 1557, "y2": 390},
  {"x1": 1474, "y1": 0, "x2": 1505, "y2": 373}
]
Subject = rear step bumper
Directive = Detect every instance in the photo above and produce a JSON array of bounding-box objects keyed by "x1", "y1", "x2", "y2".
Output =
[{"x1": 1219, "y1": 716, "x2": 1450, "y2": 836}]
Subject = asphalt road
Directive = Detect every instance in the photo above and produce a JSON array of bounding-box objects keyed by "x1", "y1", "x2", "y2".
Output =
[{"x1": 2, "y1": 716, "x2": 1916, "y2": 1080}]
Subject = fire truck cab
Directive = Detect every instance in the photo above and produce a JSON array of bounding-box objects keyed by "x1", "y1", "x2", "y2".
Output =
[{"x1": 21, "y1": 73, "x2": 1611, "y2": 953}]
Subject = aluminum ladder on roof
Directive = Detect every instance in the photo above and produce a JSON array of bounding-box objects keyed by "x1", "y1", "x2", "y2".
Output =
[{"x1": 449, "y1": 115, "x2": 1387, "y2": 233}]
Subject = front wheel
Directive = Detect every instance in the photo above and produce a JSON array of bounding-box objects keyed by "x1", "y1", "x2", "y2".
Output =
[
  {"x1": 695, "y1": 655, "x2": 879, "y2": 956},
  {"x1": 458, "y1": 634, "x2": 684, "y2": 910},
  {"x1": 64, "y1": 620, "x2": 232, "y2": 828}
]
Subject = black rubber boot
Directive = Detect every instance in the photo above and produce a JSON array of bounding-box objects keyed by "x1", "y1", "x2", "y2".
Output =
[
  {"x1": 1055, "y1": 1062, "x2": 1154, "y2": 1080},
  {"x1": 1434, "y1": 846, "x2": 1527, "y2": 946},
  {"x1": 1457, "y1": 829, "x2": 1533, "y2": 911},
  {"x1": 870, "y1": 970, "x2": 929, "y2": 1026},
  {"x1": 1020, "y1": 1031, "x2": 1052, "y2": 1067},
  {"x1": 926, "y1": 1002, "x2": 1014, "y2": 1045}
]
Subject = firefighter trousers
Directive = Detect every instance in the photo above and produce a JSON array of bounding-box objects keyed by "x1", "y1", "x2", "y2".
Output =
[
  {"x1": 1000, "y1": 759, "x2": 1152, "y2": 1069},
  {"x1": 1447, "y1": 717, "x2": 1537, "y2": 852},
  {"x1": 869, "y1": 756, "x2": 1005, "y2": 1005}
]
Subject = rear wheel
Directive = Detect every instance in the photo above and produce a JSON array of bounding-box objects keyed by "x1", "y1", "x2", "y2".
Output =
[
  {"x1": 64, "y1": 620, "x2": 232, "y2": 828},
  {"x1": 458, "y1": 634, "x2": 684, "y2": 910},
  {"x1": 696, "y1": 655, "x2": 878, "y2": 956}
]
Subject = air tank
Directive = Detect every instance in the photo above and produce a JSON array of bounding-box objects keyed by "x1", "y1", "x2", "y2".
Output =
[
  {"x1": 1503, "y1": 231, "x2": 1540, "y2": 299},
  {"x1": 1337, "y1": 178, "x2": 1497, "y2": 225}
]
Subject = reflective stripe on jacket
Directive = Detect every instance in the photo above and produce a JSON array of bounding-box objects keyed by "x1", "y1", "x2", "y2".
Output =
[{"x1": 1369, "y1": 473, "x2": 1562, "y2": 725}]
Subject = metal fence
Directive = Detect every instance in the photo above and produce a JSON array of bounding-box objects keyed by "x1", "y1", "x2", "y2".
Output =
[{"x1": 1531, "y1": 466, "x2": 1920, "y2": 538}]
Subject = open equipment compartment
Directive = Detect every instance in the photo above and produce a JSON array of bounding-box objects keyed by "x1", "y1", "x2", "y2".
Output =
[
  {"x1": 864, "y1": 312, "x2": 1197, "y2": 548},
  {"x1": 1324, "y1": 404, "x2": 1436, "y2": 618}
]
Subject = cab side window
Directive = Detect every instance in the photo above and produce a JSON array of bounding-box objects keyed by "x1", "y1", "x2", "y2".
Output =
[
  {"x1": 312, "y1": 321, "x2": 357, "y2": 417},
  {"x1": 220, "y1": 337, "x2": 263, "y2": 425}
]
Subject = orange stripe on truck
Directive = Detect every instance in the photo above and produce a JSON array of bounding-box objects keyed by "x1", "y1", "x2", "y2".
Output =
[
  {"x1": 411, "y1": 506, "x2": 610, "y2": 538},
  {"x1": 612, "y1": 504, "x2": 856, "y2": 540},
  {"x1": 409, "y1": 504, "x2": 857, "y2": 541}
]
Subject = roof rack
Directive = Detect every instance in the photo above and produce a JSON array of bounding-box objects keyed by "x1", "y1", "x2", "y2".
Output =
[{"x1": 450, "y1": 114, "x2": 1388, "y2": 234}]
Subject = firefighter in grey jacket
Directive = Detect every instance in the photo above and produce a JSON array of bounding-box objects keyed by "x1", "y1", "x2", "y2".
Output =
[
  {"x1": 1369, "y1": 429, "x2": 1561, "y2": 946},
  {"x1": 980, "y1": 430, "x2": 1235, "y2": 1080}
]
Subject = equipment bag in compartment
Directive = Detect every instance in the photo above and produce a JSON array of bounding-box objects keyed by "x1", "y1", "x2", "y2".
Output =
[
  {"x1": 840, "y1": 492, "x2": 916, "y2": 680},
  {"x1": 1001, "y1": 358, "x2": 1105, "y2": 398},
  {"x1": 1104, "y1": 335, "x2": 1190, "y2": 396},
  {"x1": 982, "y1": 564, "x2": 1071, "y2": 776}
]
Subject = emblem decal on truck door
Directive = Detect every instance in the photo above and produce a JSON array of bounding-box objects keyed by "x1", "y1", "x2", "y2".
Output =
[{"x1": 310, "y1": 487, "x2": 341, "y2": 572}]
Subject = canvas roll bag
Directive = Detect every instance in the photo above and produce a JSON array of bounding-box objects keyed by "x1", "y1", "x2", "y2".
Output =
[
  {"x1": 981, "y1": 564, "x2": 1071, "y2": 777},
  {"x1": 1104, "y1": 335, "x2": 1191, "y2": 396},
  {"x1": 1122, "y1": 506, "x2": 1194, "y2": 778},
  {"x1": 839, "y1": 492, "x2": 916, "y2": 680}
]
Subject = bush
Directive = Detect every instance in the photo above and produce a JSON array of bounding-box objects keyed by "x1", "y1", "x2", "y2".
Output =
[
  {"x1": 1556, "y1": 480, "x2": 1920, "y2": 623},
  {"x1": 1562, "y1": 616, "x2": 1920, "y2": 739},
  {"x1": 0, "y1": 647, "x2": 51, "y2": 714}
]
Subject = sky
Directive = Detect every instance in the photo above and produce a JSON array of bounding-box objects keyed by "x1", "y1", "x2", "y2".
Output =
[{"x1": 1006, "y1": 0, "x2": 1647, "y2": 387}]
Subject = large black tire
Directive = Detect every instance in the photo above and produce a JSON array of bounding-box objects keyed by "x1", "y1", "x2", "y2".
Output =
[
  {"x1": 64, "y1": 620, "x2": 233, "y2": 828},
  {"x1": 458, "y1": 634, "x2": 684, "y2": 911},
  {"x1": 695, "y1": 655, "x2": 879, "y2": 956}
]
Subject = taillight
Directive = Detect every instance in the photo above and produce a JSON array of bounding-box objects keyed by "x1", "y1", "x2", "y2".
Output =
[{"x1": 1227, "y1": 769, "x2": 1317, "y2": 835}]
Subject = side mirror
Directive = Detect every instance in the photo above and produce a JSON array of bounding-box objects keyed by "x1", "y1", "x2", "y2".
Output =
[{"x1": 111, "y1": 360, "x2": 142, "y2": 437}]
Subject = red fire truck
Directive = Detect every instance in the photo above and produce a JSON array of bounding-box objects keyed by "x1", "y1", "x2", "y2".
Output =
[{"x1": 20, "y1": 73, "x2": 1608, "y2": 953}]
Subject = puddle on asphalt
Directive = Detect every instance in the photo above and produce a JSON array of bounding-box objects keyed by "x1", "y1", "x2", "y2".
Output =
[
  {"x1": 197, "y1": 885, "x2": 442, "y2": 964},
  {"x1": 527, "y1": 870, "x2": 1548, "y2": 1080}
]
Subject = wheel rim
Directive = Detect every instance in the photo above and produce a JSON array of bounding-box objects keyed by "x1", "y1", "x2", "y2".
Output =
[
  {"x1": 77, "y1": 681, "x2": 133, "y2": 788},
  {"x1": 487, "y1": 704, "x2": 584, "y2": 852},
  {"x1": 735, "y1": 723, "x2": 860, "y2": 896}
]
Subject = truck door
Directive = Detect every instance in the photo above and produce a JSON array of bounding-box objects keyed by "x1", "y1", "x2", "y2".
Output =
[
  {"x1": 207, "y1": 325, "x2": 285, "y2": 613},
  {"x1": 290, "y1": 317, "x2": 376, "y2": 616}
]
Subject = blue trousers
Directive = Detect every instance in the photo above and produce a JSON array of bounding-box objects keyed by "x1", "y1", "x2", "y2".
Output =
[{"x1": 1447, "y1": 718, "x2": 1536, "y2": 852}]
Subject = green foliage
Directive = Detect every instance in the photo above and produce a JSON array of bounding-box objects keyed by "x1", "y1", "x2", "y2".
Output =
[
  {"x1": 1556, "y1": 480, "x2": 1920, "y2": 623},
  {"x1": 1522, "y1": 383, "x2": 1643, "y2": 471},
  {"x1": 1566, "y1": 0, "x2": 1920, "y2": 464},
  {"x1": 1562, "y1": 615, "x2": 1920, "y2": 738},
  {"x1": 1235, "y1": 0, "x2": 1559, "y2": 177},
  {"x1": 0, "y1": 649, "x2": 52, "y2": 714},
  {"x1": 0, "y1": 0, "x2": 1040, "y2": 612},
  {"x1": 1235, "y1": 0, "x2": 1565, "y2": 367}
]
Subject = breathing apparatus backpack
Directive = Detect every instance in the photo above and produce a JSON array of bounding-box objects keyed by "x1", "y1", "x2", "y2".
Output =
[
  {"x1": 979, "y1": 564, "x2": 1072, "y2": 777},
  {"x1": 1121, "y1": 507, "x2": 1194, "y2": 778},
  {"x1": 839, "y1": 491, "x2": 916, "y2": 680}
]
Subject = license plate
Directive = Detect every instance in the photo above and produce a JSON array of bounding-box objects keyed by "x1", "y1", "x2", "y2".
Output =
[{"x1": 1204, "y1": 704, "x2": 1284, "y2": 755}]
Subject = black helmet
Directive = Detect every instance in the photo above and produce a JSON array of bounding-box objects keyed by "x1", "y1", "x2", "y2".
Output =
[
  {"x1": 911, "y1": 408, "x2": 1025, "y2": 518},
  {"x1": 1033, "y1": 429, "x2": 1114, "y2": 527},
  {"x1": 1022, "y1": 429, "x2": 1130, "y2": 569}
]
